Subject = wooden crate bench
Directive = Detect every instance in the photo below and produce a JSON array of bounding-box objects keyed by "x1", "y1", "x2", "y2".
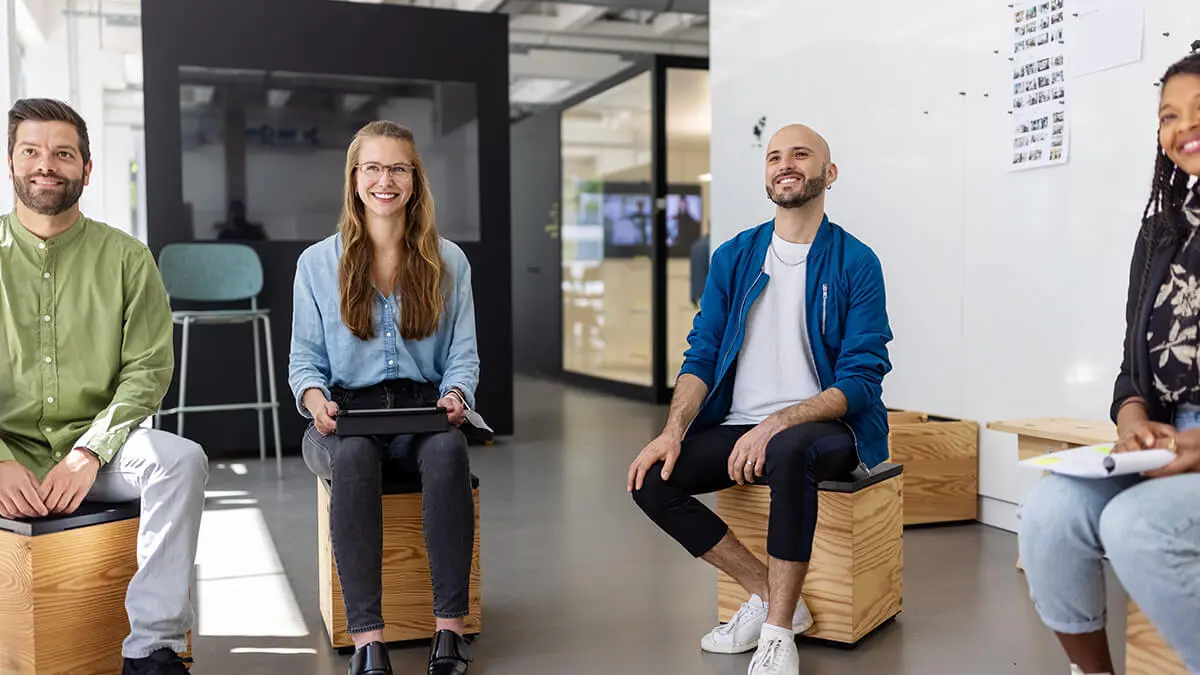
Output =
[
  {"x1": 716, "y1": 463, "x2": 904, "y2": 645},
  {"x1": 317, "y1": 475, "x2": 483, "y2": 648}
]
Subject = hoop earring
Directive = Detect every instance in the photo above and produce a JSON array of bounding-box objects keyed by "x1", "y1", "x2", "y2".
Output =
[{"x1": 826, "y1": 185, "x2": 833, "y2": 191}]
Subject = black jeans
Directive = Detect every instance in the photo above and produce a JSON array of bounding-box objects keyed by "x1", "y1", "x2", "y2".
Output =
[
  {"x1": 632, "y1": 422, "x2": 859, "y2": 562},
  {"x1": 302, "y1": 381, "x2": 474, "y2": 632}
]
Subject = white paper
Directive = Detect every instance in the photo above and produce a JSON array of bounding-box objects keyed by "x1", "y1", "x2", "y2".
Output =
[
  {"x1": 1009, "y1": 0, "x2": 1070, "y2": 171},
  {"x1": 1020, "y1": 444, "x2": 1175, "y2": 479},
  {"x1": 1068, "y1": 0, "x2": 1145, "y2": 78}
]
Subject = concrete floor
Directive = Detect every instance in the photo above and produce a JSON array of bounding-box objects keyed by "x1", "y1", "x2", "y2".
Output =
[{"x1": 191, "y1": 376, "x2": 1128, "y2": 674}]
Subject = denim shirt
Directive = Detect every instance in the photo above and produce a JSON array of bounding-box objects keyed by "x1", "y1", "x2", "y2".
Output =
[{"x1": 287, "y1": 233, "x2": 480, "y2": 418}]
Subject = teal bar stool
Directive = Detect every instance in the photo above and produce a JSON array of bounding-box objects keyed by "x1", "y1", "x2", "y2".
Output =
[{"x1": 155, "y1": 243, "x2": 283, "y2": 477}]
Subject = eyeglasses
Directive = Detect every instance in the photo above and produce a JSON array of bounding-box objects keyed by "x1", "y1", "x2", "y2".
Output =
[{"x1": 357, "y1": 163, "x2": 413, "y2": 181}]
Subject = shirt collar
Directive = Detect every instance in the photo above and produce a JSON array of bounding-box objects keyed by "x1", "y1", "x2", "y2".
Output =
[{"x1": 4, "y1": 211, "x2": 87, "y2": 251}]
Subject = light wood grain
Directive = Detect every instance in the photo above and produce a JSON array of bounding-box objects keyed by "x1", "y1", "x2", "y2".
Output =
[
  {"x1": 888, "y1": 418, "x2": 978, "y2": 525},
  {"x1": 987, "y1": 418, "x2": 1116, "y2": 447},
  {"x1": 716, "y1": 475, "x2": 904, "y2": 645},
  {"x1": 318, "y1": 480, "x2": 483, "y2": 648},
  {"x1": 1126, "y1": 598, "x2": 1187, "y2": 675},
  {"x1": 990, "y1": 417, "x2": 1118, "y2": 569},
  {"x1": 886, "y1": 410, "x2": 928, "y2": 425},
  {"x1": 0, "y1": 530, "x2": 35, "y2": 674},
  {"x1": 0, "y1": 518, "x2": 142, "y2": 675}
]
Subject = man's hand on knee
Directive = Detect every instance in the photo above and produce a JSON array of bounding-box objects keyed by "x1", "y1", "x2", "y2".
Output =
[
  {"x1": 36, "y1": 448, "x2": 100, "y2": 515},
  {"x1": 727, "y1": 419, "x2": 784, "y2": 485},
  {"x1": 0, "y1": 460, "x2": 49, "y2": 519},
  {"x1": 627, "y1": 433, "x2": 682, "y2": 492}
]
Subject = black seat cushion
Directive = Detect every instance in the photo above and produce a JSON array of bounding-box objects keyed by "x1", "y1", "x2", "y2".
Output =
[
  {"x1": 818, "y1": 462, "x2": 903, "y2": 494},
  {"x1": 0, "y1": 500, "x2": 140, "y2": 536}
]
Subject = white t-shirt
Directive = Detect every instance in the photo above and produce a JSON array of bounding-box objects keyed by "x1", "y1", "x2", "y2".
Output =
[{"x1": 724, "y1": 232, "x2": 823, "y2": 426}]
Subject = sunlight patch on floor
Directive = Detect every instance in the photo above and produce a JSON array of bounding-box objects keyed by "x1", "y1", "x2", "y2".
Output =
[{"x1": 195, "y1": 507, "x2": 309, "y2": 638}]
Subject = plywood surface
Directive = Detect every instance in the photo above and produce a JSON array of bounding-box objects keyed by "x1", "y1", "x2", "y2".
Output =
[
  {"x1": 987, "y1": 418, "x2": 1116, "y2": 447},
  {"x1": 0, "y1": 518, "x2": 140, "y2": 675},
  {"x1": 889, "y1": 420, "x2": 978, "y2": 525},
  {"x1": 318, "y1": 481, "x2": 482, "y2": 647},
  {"x1": 716, "y1": 476, "x2": 903, "y2": 644},
  {"x1": 1126, "y1": 598, "x2": 1187, "y2": 675}
]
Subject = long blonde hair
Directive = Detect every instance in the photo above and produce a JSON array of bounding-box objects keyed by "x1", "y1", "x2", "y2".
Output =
[{"x1": 337, "y1": 121, "x2": 444, "y2": 341}]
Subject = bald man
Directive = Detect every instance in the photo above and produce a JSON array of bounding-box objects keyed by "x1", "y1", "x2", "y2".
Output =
[{"x1": 627, "y1": 125, "x2": 892, "y2": 675}]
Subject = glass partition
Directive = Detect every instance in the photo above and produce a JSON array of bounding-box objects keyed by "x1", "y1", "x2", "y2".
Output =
[
  {"x1": 560, "y1": 71, "x2": 653, "y2": 386},
  {"x1": 178, "y1": 66, "x2": 480, "y2": 242},
  {"x1": 664, "y1": 68, "x2": 712, "y2": 384}
]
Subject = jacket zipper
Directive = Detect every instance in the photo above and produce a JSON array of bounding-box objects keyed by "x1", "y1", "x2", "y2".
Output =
[
  {"x1": 810, "y1": 282, "x2": 866, "y2": 473},
  {"x1": 821, "y1": 283, "x2": 828, "y2": 336},
  {"x1": 702, "y1": 268, "x2": 764, "y2": 412}
]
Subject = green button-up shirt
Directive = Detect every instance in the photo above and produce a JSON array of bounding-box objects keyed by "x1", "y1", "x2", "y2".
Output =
[{"x1": 0, "y1": 212, "x2": 174, "y2": 480}]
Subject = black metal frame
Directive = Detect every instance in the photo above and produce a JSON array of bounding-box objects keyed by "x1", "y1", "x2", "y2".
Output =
[{"x1": 553, "y1": 55, "x2": 709, "y2": 405}]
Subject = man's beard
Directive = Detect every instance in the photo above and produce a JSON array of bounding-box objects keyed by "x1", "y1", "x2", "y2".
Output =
[
  {"x1": 766, "y1": 169, "x2": 826, "y2": 209},
  {"x1": 14, "y1": 173, "x2": 85, "y2": 216}
]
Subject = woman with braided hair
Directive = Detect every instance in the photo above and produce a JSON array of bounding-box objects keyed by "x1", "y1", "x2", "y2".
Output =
[{"x1": 1017, "y1": 51, "x2": 1200, "y2": 675}]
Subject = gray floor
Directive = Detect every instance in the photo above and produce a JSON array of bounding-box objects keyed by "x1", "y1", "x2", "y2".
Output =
[{"x1": 192, "y1": 376, "x2": 1127, "y2": 674}]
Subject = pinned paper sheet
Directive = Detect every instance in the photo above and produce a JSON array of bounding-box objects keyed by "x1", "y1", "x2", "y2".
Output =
[
  {"x1": 1020, "y1": 444, "x2": 1173, "y2": 478},
  {"x1": 1069, "y1": 0, "x2": 1145, "y2": 78}
]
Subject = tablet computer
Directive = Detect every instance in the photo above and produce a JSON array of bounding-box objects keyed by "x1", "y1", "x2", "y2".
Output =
[{"x1": 335, "y1": 407, "x2": 449, "y2": 436}]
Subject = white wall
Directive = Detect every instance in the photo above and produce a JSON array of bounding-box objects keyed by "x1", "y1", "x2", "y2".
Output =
[
  {"x1": 710, "y1": 0, "x2": 1200, "y2": 531},
  {"x1": 8, "y1": 0, "x2": 143, "y2": 237}
]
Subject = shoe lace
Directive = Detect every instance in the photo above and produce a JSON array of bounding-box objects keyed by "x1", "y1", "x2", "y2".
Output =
[
  {"x1": 753, "y1": 638, "x2": 785, "y2": 671},
  {"x1": 715, "y1": 601, "x2": 759, "y2": 636}
]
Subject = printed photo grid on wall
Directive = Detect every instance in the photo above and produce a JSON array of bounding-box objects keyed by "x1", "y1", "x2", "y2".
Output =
[{"x1": 1010, "y1": 0, "x2": 1069, "y2": 170}]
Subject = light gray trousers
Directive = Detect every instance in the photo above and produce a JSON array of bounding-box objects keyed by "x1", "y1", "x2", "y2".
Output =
[{"x1": 86, "y1": 428, "x2": 208, "y2": 659}]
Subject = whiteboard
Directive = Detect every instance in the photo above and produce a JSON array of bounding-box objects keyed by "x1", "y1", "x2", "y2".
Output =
[{"x1": 709, "y1": 0, "x2": 1200, "y2": 529}]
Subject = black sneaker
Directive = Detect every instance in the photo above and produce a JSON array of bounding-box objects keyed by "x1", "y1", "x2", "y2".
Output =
[
  {"x1": 122, "y1": 648, "x2": 193, "y2": 675},
  {"x1": 427, "y1": 630, "x2": 472, "y2": 675},
  {"x1": 349, "y1": 641, "x2": 392, "y2": 675}
]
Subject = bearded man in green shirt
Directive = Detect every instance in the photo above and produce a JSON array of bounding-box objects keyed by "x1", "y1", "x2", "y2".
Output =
[{"x1": 1, "y1": 98, "x2": 206, "y2": 675}]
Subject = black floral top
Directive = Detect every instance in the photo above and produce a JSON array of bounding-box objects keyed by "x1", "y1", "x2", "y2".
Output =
[{"x1": 1149, "y1": 187, "x2": 1200, "y2": 406}]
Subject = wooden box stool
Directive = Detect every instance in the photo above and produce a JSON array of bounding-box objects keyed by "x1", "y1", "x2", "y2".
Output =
[
  {"x1": 1127, "y1": 598, "x2": 1187, "y2": 675},
  {"x1": 717, "y1": 463, "x2": 904, "y2": 645},
  {"x1": 887, "y1": 410, "x2": 978, "y2": 525},
  {"x1": 0, "y1": 501, "x2": 141, "y2": 675},
  {"x1": 317, "y1": 475, "x2": 483, "y2": 649}
]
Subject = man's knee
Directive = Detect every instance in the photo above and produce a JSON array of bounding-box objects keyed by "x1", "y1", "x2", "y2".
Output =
[
  {"x1": 764, "y1": 429, "x2": 816, "y2": 480},
  {"x1": 145, "y1": 429, "x2": 208, "y2": 483},
  {"x1": 630, "y1": 462, "x2": 670, "y2": 514}
]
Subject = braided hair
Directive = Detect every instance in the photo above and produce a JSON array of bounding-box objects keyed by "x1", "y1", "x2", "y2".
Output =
[{"x1": 1134, "y1": 52, "x2": 1200, "y2": 311}]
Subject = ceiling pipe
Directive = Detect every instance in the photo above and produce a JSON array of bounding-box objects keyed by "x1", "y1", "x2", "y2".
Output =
[{"x1": 537, "y1": 0, "x2": 707, "y2": 16}]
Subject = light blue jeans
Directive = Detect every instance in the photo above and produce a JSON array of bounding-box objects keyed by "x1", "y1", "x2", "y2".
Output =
[{"x1": 1017, "y1": 405, "x2": 1200, "y2": 672}]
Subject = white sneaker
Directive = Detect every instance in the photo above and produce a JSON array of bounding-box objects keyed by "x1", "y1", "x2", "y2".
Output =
[
  {"x1": 700, "y1": 595, "x2": 814, "y2": 654},
  {"x1": 747, "y1": 624, "x2": 800, "y2": 675}
]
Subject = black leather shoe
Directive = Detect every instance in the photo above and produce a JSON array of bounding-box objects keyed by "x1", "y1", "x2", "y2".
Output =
[
  {"x1": 349, "y1": 641, "x2": 392, "y2": 675},
  {"x1": 427, "y1": 630, "x2": 472, "y2": 675},
  {"x1": 122, "y1": 647, "x2": 193, "y2": 675}
]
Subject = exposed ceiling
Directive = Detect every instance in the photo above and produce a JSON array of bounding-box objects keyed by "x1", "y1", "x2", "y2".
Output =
[
  {"x1": 349, "y1": 0, "x2": 709, "y2": 119},
  {"x1": 15, "y1": 0, "x2": 707, "y2": 123}
]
